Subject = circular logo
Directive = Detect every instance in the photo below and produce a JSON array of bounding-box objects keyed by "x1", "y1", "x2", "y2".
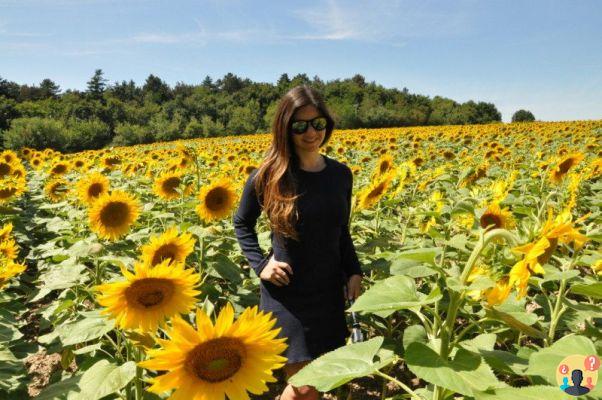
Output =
[{"x1": 556, "y1": 354, "x2": 599, "y2": 396}]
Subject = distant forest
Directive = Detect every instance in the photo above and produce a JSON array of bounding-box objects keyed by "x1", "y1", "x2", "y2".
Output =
[{"x1": 0, "y1": 71, "x2": 502, "y2": 152}]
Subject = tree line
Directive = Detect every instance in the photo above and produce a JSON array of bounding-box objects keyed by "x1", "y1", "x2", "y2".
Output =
[{"x1": 0, "y1": 70, "x2": 508, "y2": 152}]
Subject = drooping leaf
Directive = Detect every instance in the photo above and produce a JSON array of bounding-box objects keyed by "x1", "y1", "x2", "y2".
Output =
[{"x1": 288, "y1": 336, "x2": 395, "y2": 391}]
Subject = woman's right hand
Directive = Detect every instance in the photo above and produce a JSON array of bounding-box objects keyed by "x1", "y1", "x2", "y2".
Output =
[{"x1": 259, "y1": 255, "x2": 293, "y2": 286}]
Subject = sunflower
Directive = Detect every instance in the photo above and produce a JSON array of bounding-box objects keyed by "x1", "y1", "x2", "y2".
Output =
[
  {"x1": 95, "y1": 259, "x2": 200, "y2": 332},
  {"x1": 592, "y1": 259, "x2": 602, "y2": 276},
  {"x1": 30, "y1": 157, "x2": 43, "y2": 170},
  {"x1": 153, "y1": 172, "x2": 184, "y2": 201},
  {"x1": 140, "y1": 227, "x2": 196, "y2": 267},
  {"x1": 0, "y1": 239, "x2": 18, "y2": 261},
  {"x1": 466, "y1": 264, "x2": 490, "y2": 301},
  {"x1": 451, "y1": 212, "x2": 474, "y2": 231},
  {"x1": 485, "y1": 277, "x2": 512, "y2": 306},
  {"x1": 373, "y1": 154, "x2": 395, "y2": 178},
  {"x1": 0, "y1": 162, "x2": 12, "y2": 179},
  {"x1": 44, "y1": 178, "x2": 69, "y2": 202},
  {"x1": 430, "y1": 190, "x2": 444, "y2": 214},
  {"x1": 549, "y1": 152, "x2": 585, "y2": 183},
  {"x1": 1, "y1": 150, "x2": 18, "y2": 164},
  {"x1": 356, "y1": 171, "x2": 395, "y2": 211},
  {"x1": 195, "y1": 178, "x2": 238, "y2": 222},
  {"x1": 0, "y1": 179, "x2": 27, "y2": 204},
  {"x1": 102, "y1": 155, "x2": 121, "y2": 170},
  {"x1": 88, "y1": 190, "x2": 141, "y2": 241},
  {"x1": 76, "y1": 172, "x2": 110, "y2": 206},
  {"x1": 0, "y1": 223, "x2": 13, "y2": 242},
  {"x1": 533, "y1": 209, "x2": 589, "y2": 264},
  {"x1": 138, "y1": 302, "x2": 287, "y2": 400},
  {"x1": 0, "y1": 261, "x2": 26, "y2": 289},
  {"x1": 49, "y1": 161, "x2": 69, "y2": 176},
  {"x1": 508, "y1": 237, "x2": 548, "y2": 298},
  {"x1": 479, "y1": 202, "x2": 515, "y2": 231}
]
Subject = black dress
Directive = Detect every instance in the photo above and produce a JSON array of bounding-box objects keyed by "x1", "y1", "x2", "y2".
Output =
[{"x1": 233, "y1": 154, "x2": 364, "y2": 364}]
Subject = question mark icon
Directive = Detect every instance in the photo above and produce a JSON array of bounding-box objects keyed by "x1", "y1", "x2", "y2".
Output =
[
  {"x1": 584, "y1": 355, "x2": 600, "y2": 371},
  {"x1": 559, "y1": 364, "x2": 569, "y2": 374}
]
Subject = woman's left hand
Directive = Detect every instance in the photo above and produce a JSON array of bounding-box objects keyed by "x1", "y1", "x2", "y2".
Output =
[{"x1": 346, "y1": 274, "x2": 362, "y2": 300}]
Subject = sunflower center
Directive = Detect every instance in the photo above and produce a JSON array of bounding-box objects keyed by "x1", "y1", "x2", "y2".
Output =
[
  {"x1": 206, "y1": 188, "x2": 228, "y2": 211},
  {"x1": 557, "y1": 158, "x2": 575, "y2": 174},
  {"x1": 162, "y1": 177, "x2": 181, "y2": 194},
  {"x1": 480, "y1": 213, "x2": 502, "y2": 230},
  {"x1": 185, "y1": 337, "x2": 246, "y2": 383},
  {"x1": 0, "y1": 187, "x2": 17, "y2": 199},
  {"x1": 52, "y1": 165, "x2": 67, "y2": 174},
  {"x1": 151, "y1": 244, "x2": 179, "y2": 266},
  {"x1": 88, "y1": 183, "x2": 104, "y2": 198},
  {"x1": 100, "y1": 201, "x2": 130, "y2": 227},
  {"x1": 125, "y1": 278, "x2": 175, "y2": 309},
  {"x1": 0, "y1": 163, "x2": 11, "y2": 178},
  {"x1": 367, "y1": 183, "x2": 386, "y2": 199}
]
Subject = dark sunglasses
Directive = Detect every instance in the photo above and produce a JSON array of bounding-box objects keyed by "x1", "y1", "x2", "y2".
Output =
[{"x1": 290, "y1": 116, "x2": 328, "y2": 135}]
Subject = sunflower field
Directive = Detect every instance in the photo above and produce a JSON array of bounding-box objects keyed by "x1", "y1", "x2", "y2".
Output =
[{"x1": 0, "y1": 120, "x2": 601, "y2": 400}]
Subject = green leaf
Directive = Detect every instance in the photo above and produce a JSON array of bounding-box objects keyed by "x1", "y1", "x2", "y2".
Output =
[
  {"x1": 539, "y1": 266, "x2": 580, "y2": 283},
  {"x1": 392, "y1": 247, "x2": 442, "y2": 266},
  {"x1": 444, "y1": 234, "x2": 471, "y2": 252},
  {"x1": 71, "y1": 360, "x2": 136, "y2": 400},
  {"x1": 451, "y1": 200, "x2": 475, "y2": 216},
  {"x1": 36, "y1": 375, "x2": 82, "y2": 400},
  {"x1": 405, "y1": 342, "x2": 505, "y2": 397},
  {"x1": 485, "y1": 307, "x2": 545, "y2": 339},
  {"x1": 348, "y1": 275, "x2": 441, "y2": 314},
  {"x1": 403, "y1": 324, "x2": 428, "y2": 351},
  {"x1": 459, "y1": 334, "x2": 529, "y2": 375},
  {"x1": 39, "y1": 310, "x2": 114, "y2": 346},
  {"x1": 288, "y1": 336, "x2": 394, "y2": 391},
  {"x1": 525, "y1": 335, "x2": 598, "y2": 385},
  {"x1": 473, "y1": 385, "x2": 576, "y2": 400},
  {"x1": 31, "y1": 260, "x2": 87, "y2": 302},
  {"x1": 570, "y1": 282, "x2": 602, "y2": 299},
  {"x1": 208, "y1": 254, "x2": 242, "y2": 284}
]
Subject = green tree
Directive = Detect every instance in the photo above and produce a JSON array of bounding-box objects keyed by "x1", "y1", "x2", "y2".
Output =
[
  {"x1": 143, "y1": 74, "x2": 172, "y2": 104},
  {"x1": 3, "y1": 117, "x2": 66, "y2": 150},
  {"x1": 512, "y1": 109, "x2": 535, "y2": 122},
  {"x1": 87, "y1": 69, "x2": 108, "y2": 100},
  {"x1": 39, "y1": 79, "x2": 61, "y2": 99},
  {"x1": 0, "y1": 96, "x2": 19, "y2": 132}
]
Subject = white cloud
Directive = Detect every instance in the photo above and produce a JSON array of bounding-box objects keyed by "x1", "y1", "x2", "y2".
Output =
[{"x1": 291, "y1": 0, "x2": 474, "y2": 43}]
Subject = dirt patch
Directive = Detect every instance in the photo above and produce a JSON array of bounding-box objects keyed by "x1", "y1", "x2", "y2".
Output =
[{"x1": 24, "y1": 349, "x2": 77, "y2": 397}]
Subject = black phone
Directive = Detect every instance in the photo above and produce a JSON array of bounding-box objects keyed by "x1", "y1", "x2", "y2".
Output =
[{"x1": 344, "y1": 284, "x2": 364, "y2": 343}]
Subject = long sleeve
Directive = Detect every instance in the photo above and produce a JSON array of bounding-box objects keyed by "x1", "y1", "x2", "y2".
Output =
[
  {"x1": 233, "y1": 170, "x2": 272, "y2": 278},
  {"x1": 340, "y1": 166, "x2": 363, "y2": 280}
]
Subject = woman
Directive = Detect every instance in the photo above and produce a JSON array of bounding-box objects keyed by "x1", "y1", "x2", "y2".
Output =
[{"x1": 233, "y1": 85, "x2": 363, "y2": 400}]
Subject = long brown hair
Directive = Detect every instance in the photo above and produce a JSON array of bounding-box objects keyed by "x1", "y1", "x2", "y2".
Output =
[{"x1": 254, "y1": 85, "x2": 335, "y2": 241}]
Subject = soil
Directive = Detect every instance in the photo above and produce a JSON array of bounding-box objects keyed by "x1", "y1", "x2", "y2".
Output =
[{"x1": 24, "y1": 349, "x2": 77, "y2": 398}]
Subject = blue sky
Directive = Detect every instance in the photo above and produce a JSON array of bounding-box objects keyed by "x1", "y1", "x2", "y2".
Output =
[{"x1": 1, "y1": 0, "x2": 601, "y2": 122}]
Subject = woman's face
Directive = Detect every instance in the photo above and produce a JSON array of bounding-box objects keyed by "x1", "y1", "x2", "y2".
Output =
[{"x1": 290, "y1": 104, "x2": 326, "y2": 155}]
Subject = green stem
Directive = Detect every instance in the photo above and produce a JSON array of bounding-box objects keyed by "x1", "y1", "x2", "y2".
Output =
[
  {"x1": 439, "y1": 292, "x2": 461, "y2": 360},
  {"x1": 547, "y1": 278, "x2": 567, "y2": 346},
  {"x1": 375, "y1": 205, "x2": 381, "y2": 236},
  {"x1": 547, "y1": 251, "x2": 579, "y2": 346},
  {"x1": 460, "y1": 228, "x2": 519, "y2": 284},
  {"x1": 374, "y1": 370, "x2": 423, "y2": 400},
  {"x1": 134, "y1": 347, "x2": 143, "y2": 400}
]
